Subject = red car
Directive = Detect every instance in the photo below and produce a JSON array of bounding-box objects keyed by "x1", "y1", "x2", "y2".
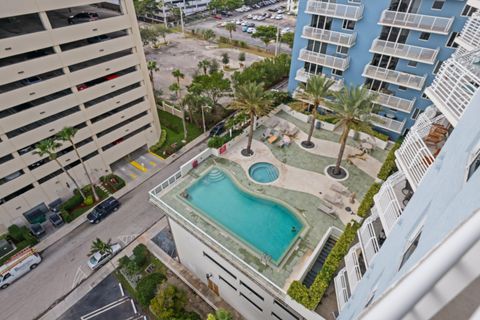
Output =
[
  {"x1": 105, "y1": 74, "x2": 119, "y2": 80},
  {"x1": 76, "y1": 84, "x2": 88, "y2": 91},
  {"x1": 213, "y1": 14, "x2": 222, "y2": 19}
]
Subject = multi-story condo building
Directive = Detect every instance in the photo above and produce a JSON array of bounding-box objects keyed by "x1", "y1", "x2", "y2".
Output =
[
  {"x1": 141, "y1": 0, "x2": 211, "y2": 24},
  {"x1": 0, "y1": 0, "x2": 160, "y2": 231},
  {"x1": 288, "y1": 0, "x2": 477, "y2": 140},
  {"x1": 332, "y1": 1, "x2": 480, "y2": 318}
]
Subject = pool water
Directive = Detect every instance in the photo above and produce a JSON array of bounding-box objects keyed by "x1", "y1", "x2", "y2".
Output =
[
  {"x1": 249, "y1": 162, "x2": 279, "y2": 183},
  {"x1": 186, "y1": 168, "x2": 302, "y2": 262}
]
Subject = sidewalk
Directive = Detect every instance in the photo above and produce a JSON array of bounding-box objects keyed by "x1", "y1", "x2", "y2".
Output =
[
  {"x1": 35, "y1": 132, "x2": 209, "y2": 253},
  {"x1": 40, "y1": 217, "x2": 241, "y2": 320}
]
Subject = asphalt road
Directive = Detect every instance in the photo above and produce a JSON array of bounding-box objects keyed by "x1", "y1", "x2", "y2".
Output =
[
  {"x1": 188, "y1": 1, "x2": 296, "y2": 53},
  {"x1": 0, "y1": 141, "x2": 207, "y2": 320}
]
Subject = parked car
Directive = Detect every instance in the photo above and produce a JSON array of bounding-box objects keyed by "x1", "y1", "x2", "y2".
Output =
[
  {"x1": 281, "y1": 27, "x2": 291, "y2": 35},
  {"x1": 247, "y1": 27, "x2": 256, "y2": 33},
  {"x1": 77, "y1": 83, "x2": 88, "y2": 91},
  {"x1": 68, "y1": 12, "x2": 99, "y2": 24},
  {"x1": 21, "y1": 76, "x2": 41, "y2": 86},
  {"x1": 87, "y1": 243, "x2": 122, "y2": 269},
  {"x1": 0, "y1": 248, "x2": 41, "y2": 289},
  {"x1": 242, "y1": 26, "x2": 248, "y2": 32},
  {"x1": 209, "y1": 122, "x2": 225, "y2": 137},
  {"x1": 213, "y1": 14, "x2": 222, "y2": 19},
  {"x1": 87, "y1": 34, "x2": 110, "y2": 43},
  {"x1": 248, "y1": 22, "x2": 256, "y2": 27},
  {"x1": 29, "y1": 224, "x2": 45, "y2": 238},
  {"x1": 48, "y1": 213, "x2": 64, "y2": 227},
  {"x1": 275, "y1": 14, "x2": 283, "y2": 20},
  {"x1": 247, "y1": 14, "x2": 253, "y2": 19},
  {"x1": 87, "y1": 197, "x2": 120, "y2": 224}
]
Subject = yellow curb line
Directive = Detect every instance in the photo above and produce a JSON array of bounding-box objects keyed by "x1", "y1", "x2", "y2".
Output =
[
  {"x1": 148, "y1": 151, "x2": 164, "y2": 160},
  {"x1": 129, "y1": 161, "x2": 147, "y2": 172}
]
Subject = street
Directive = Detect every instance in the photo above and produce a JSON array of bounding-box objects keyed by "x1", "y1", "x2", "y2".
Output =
[{"x1": 0, "y1": 141, "x2": 207, "y2": 320}]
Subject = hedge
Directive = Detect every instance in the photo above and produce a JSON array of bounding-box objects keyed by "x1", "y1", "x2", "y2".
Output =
[
  {"x1": 287, "y1": 221, "x2": 361, "y2": 309},
  {"x1": 357, "y1": 183, "x2": 382, "y2": 218},
  {"x1": 316, "y1": 114, "x2": 340, "y2": 124},
  {"x1": 100, "y1": 174, "x2": 126, "y2": 193},
  {"x1": 377, "y1": 139, "x2": 403, "y2": 180},
  {"x1": 150, "y1": 129, "x2": 168, "y2": 155},
  {"x1": 136, "y1": 272, "x2": 166, "y2": 307},
  {"x1": 207, "y1": 130, "x2": 242, "y2": 148}
]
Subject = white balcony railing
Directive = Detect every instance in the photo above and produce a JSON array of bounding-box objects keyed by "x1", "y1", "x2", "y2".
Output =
[
  {"x1": 358, "y1": 210, "x2": 381, "y2": 267},
  {"x1": 370, "y1": 113, "x2": 406, "y2": 134},
  {"x1": 344, "y1": 243, "x2": 364, "y2": 293},
  {"x1": 334, "y1": 267, "x2": 351, "y2": 311},
  {"x1": 295, "y1": 68, "x2": 344, "y2": 91},
  {"x1": 395, "y1": 109, "x2": 450, "y2": 190},
  {"x1": 424, "y1": 50, "x2": 480, "y2": 126},
  {"x1": 369, "y1": 90, "x2": 415, "y2": 113},
  {"x1": 379, "y1": 10, "x2": 454, "y2": 35},
  {"x1": 299, "y1": 48, "x2": 350, "y2": 71},
  {"x1": 455, "y1": 12, "x2": 480, "y2": 51},
  {"x1": 363, "y1": 64, "x2": 427, "y2": 91},
  {"x1": 370, "y1": 39, "x2": 439, "y2": 65},
  {"x1": 305, "y1": 0, "x2": 364, "y2": 21},
  {"x1": 302, "y1": 26, "x2": 357, "y2": 47},
  {"x1": 374, "y1": 171, "x2": 406, "y2": 236}
]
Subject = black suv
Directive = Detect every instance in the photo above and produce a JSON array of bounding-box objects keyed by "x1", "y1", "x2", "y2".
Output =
[
  {"x1": 68, "y1": 12, "x2": 99, "y2": 25},
  {"x1": 87, "y1": 197, "x2": 120, "y2": 224}
]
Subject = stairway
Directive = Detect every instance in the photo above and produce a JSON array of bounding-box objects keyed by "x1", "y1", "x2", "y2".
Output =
[
  {"x1": 302, "y1": 236, "x2": 337, "y2": 288},
  {"x1": 205, "y1": 168, "x2": 225, "y2": 183}
]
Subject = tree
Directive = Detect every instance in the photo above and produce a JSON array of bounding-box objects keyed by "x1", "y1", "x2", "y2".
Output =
[
  {"x1": 169, "y1": 82, "x2": 181, "y2": 99},
  {"x1": 133, "y1": 0, "x2": 157, "y2": 16},
  {"x1": 34, "y1": 139, "x2": 86, "y2": 200},
  {"x1": 229, "y1": 82, "x2": 273, "y2": 156},
  {"x1": 147, "y1": 60, "x2": 159, "y2": 86},
  {"x1": 238, "y1": 52, "x2": 246, "y2": 67},
  {"x1": 182, "y1": 93, "x2": 210, "y2": 130},
  {"x1": 225, "y1": 22, "x2": 236, "y2": 40},
  {"x1": 206, "y1": 309, "x2": 233, "y2": 320},
  {"x1": 154, "y1": 24, "x2": 172, "y2": 44},
  {"x1": 209, "y1": 59, "x2": 220, "y2": 74},
  {"x1": 203, "y1": 29, "x2": 216, "y2": 42},
  {"x1": 140, "y1": 26, "x2": 159, "y2": 46},
  {"x1": 281, "y1": 31, "x2": 294, "y2": 48},
  {"x1": 327, "y1": 86, "x2": 377, "y2": 176},
  {"x1": 150, "y1": 284, "x2": 187, "y2": 319},
  {"x1": 57, "y1": 127, "x2": 99, "y2": 202},
  {"x1": 172, "y1": 68, "x2": 185, "y2": 87},
  {"x1": 197, "y1": 59, "x2": 211, "y2": 75},
  {"x1": 252, "y1": 25, "x2": 277, "y2": 49},
  {"x1": 292, "y1": 75, "x2": 335, "y2": 148},
  {"x1": 221, "y1": 52, "x2": 230, "y2": 67},
  {"x1": 208, "y1": 0, "x2": 243, "y2": 11},
  {"x1": 188, "y1": 71, "x2": 231, "y2": 106}
]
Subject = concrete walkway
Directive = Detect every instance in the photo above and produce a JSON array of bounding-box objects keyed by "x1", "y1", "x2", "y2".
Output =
[
  {"x1": 223, "y1": 139, "x2": 361, "y2": 224},
  {"x1": 271, "y1": 115, "x2": 382, "y2": 179}
]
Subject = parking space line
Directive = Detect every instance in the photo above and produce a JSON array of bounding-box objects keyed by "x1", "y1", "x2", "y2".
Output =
[
  {"x1": 149, "y1": 161, "x2": 157, "y2": 167},
  {"x1": 80, "y1": 296, "x2": 129, "y2": 320},
  {"x1": 72, "y1": 266, "x2": 88, "y2": 290},
  {"x1": 129, "y1": 161, "x2": 147, "y2": 172},
  {"x1": 148, "y1": 150, "x2": 164, "y2": 160}
]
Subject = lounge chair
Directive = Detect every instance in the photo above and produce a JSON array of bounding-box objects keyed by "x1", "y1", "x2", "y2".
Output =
[
  {"x1": 324, "y1": 193, "x2": 343, "y2": 207},
  {"x1": 268, "y1": 134, "x2": 279, "y2": 144},
  {"x1": 287, "y1": 126, "x2": 299, "y2": 137},
  {"x1": 262, "y1": 128, "x2": 272, "y2": 141},
  {"x1": 266, "y1": 118, "x2": 279, "y2": 129},
  {"x1": 317, "y1": 202, "x2": 336, "y2": 217},
  {"x1": 330, "y1": 184, "x2": 350, "y2": 196}
]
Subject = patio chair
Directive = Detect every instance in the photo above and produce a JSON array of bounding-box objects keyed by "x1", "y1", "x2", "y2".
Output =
[
  {"x1": 286, "y1": 126, "x2": 299, "y2": 137},
  {"x1": 324, "y1": 193, "x2": 343, "y2": 207},
  {"x1": 266, "y1": 118, "x2": 279, "y2": 129},
  {"x1": 317, "y1": 202, "x2": 336, "y2": 217},
  {"x1": 278, "y1": 122, "x2": 289, "y2": 134},
  {"x1": 330, "y1": 184, "x2": 350, "y2": 196},
  {"x1": 261, "y1": 128, "x2": 272, "y2": 141}
]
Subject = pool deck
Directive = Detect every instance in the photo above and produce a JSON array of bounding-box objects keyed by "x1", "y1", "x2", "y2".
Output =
[{"x1": 158, "y1": 157, "x2": 344, "y2": 290}]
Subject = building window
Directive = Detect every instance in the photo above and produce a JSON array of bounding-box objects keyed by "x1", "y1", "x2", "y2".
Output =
[
  {"x1": 461, "y1": 4, "x2": 477, "y2": 16},
  {"x1": 203, "y1": 252, "x2": 237, "y2": 279},
  {"x1": 398, "y1": 86, "x2": 407, "y2": 91},
  {"x1": 433, "y1": 60, "x2": 443, "y2": 74},
  {"x1": 332, "y1": 69, "x2": 343, "y2": 76},
  {"x1": 240, "y1": 292, "x2": 263, "y2": 311},
  {"x1": 399, "y1": 230, "x2": 423, "y2": 270},
  {"x1": 467, "y1": 150, "x2": 480, "y2": 181},
  {"x1": 336, "y1": 46, "x2": 349, "y2": 55},
  {"x1": 421, "y1": 93, "x2": 431, "y2": 101},
  {"x1": 407, "y1": 61, "x2": 417, "y2": 67},
  {"x1": 446, "y1": 32, "x2": 459, "y2": 48},
  {"x1": 219, "y1": 276, "x2": 237, "y2": 291},
  {"x1": 342, "y1": 19, "x2": 355, "y2": 30},
  {"x1": 274, "y1": 300, "x2": 300, "y2": 320},
  {"x1": 419, "y1": 32, "x2": 430, "y2": 41},
  {"x1": 411, "y1": 108, "x2": 423, "y2": 120},
  {"x1": 272, "y1": 312, "x2": 283, "y2": 320},
  {"x1": 431, "y1": 0, "x2": 445, "y2": 10},
  {"x1": 240, "y1": 281, "x2": 264, "y2": 301},
  {"x1": 348, "y1": 0, "x2": 361, "y2": 3}
]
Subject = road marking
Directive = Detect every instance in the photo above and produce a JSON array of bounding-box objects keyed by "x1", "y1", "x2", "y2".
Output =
[
  {"x1": 149, "y1": 150, "x2": 164, "y2": 160},
  {"x1": 119, "y1": 283, "x2": 125, "y2": 297},
  {"x1": 72, "y1": 266, "x2": 88, "y2": 289},
  {"x1": 80, "y1": 296, "x2": 129, "y2": 320},
  {"x1": 131, "y1": 299, "x2": 138, "y2": 314},
  {"x1": 149, "y1": 161, "x2": 157, "y2": 167},
  {"x1": 129, "y1": 173, "x2": 137, "y2": 180},
  {"x1": 117, "y1": 234, "x2": 139, "y2": 245},
  {"x1": 129, "y1": 160, "x2": 147, "y2": 172}
]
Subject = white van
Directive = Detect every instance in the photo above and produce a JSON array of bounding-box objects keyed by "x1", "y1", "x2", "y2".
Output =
[{"x1": 0, "y1": 248, "x2": 42, "y2": 289}]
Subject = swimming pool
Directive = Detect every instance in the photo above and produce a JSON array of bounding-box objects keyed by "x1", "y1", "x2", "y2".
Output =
[
  {"x1": 249, "y1": 162, "x2": 279, "y2": 183},
  {"x1": 185, "y1": 168, "x2": 303, "y2": 262}
]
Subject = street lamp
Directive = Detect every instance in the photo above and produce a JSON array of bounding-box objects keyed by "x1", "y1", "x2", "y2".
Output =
[{"x1": 201, "y1": 105, "x2": 212, "y2": 133}]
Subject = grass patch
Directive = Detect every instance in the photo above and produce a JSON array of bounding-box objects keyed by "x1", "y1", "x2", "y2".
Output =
[
  {"x1": 155, "y1": 110, "x2": 202, "y2": 157},
  {"x1": 100, "y1": 174, "x2": 126, "y2": 194}
]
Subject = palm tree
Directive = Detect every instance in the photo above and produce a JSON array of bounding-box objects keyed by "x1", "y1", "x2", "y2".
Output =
[
  {"x1": 34, "y1": 139, "x2": 86, "y2": 200},
  {"x1": 169, "y1": 82, "x2": 181, "y2": 100},
  {"x1": 183, "y1": 93, "x2": 210, "y2": 131},
  {"x1": 57, "y1": 127, "x2": 99, "y2": 202},
  {"x1": 327, "y1": 86, "x2": 377, "y2": 176},
  {"x1": 171, "y1": 68, "x2": 184, "y2": 87},
  {"x1": 197, "y1": 59, "x2": 211, "y2": 75},
  {"x1": 229, "y1": 82, "x2": 273, "y2": 156},
  {"x1": 293, "y1": 75, "x2": 335, "y2": 148},
  {"x1": 147, "y1": 60, "x2": 159, "y2": 88},
  {"x1": 203, "y1": 29, "x2": 215, "y2": 42},
  {"x1": 225, "y1": 22, "x2": 236, "y2": 40},
  {"x1": 154, "y1": 24, "x2": 171, "y2": 44}
]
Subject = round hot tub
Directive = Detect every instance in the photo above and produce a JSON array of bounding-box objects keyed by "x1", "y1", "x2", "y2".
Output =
[{"x1": 249, "y1": 162, "x2": 279, "y2": 183}]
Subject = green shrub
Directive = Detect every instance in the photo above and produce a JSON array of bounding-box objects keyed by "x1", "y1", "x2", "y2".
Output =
[
  {"x1": 317, "y1": 114, "x2": 340, "y2": 124},
  {"x1": 287, "y1": 222, "x2": 360, "y2": 309},
  {"x1": 208, "y1": 136, "x2": 227, "y2": 148},
  {"x1": 218, "y1": 36, "x2": 229, "y2": 44},
  {"x1": 7, "y1": 225, "x2": 37, "y2": 246},
  {"x1": 150, "y1": 129, "x2": 168, "y2": 154},
  {"x1": 7, "y1": 225, "x2": 24, "y2": 243},
  {"x1": 357, "y1": 183, "x2": 382, "y2": 218},
  {"x1": 239, "y1": 41, "x2": 247, "y2": 48},
  {"x1": 136, "y1": 272, "x2": 166, "y2": 307},
  {"x1": 357, "y1": 126, "x2": 389, "y2": 141},
  {"x1": 83, "y1": 195, "x2": 94, "y2": 206},
  {"x1": 133, "y1": 244, "x2": 149, "y2": 268},
  {"x1": 377, "y1": 139, "x2": 403, "y2": 180},
  {"x1": 232, "y1": 39, "x2": 240, "y2": 47},
  {"x1": 60, "y1": 193, "x2": 83, "y2": 212},
  {"x1": 100, "y1": 174, "x2": 126, "y2": 192}
]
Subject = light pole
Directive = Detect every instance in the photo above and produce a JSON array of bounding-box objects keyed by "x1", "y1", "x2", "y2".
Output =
[
  {"x1": 179, "y1": 5, "x2": 185, "y2": 35},
  {"x1": 275, "y1": 26, "x2": 280, "y2": 56},
  {"x1": 201, "y1": 105, "x2": 211, "y2": 133}
]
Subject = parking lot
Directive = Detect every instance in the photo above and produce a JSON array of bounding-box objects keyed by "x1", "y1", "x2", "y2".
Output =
[{"x1": 188, "y1": 1, "x2": 296, "y2": 52}]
